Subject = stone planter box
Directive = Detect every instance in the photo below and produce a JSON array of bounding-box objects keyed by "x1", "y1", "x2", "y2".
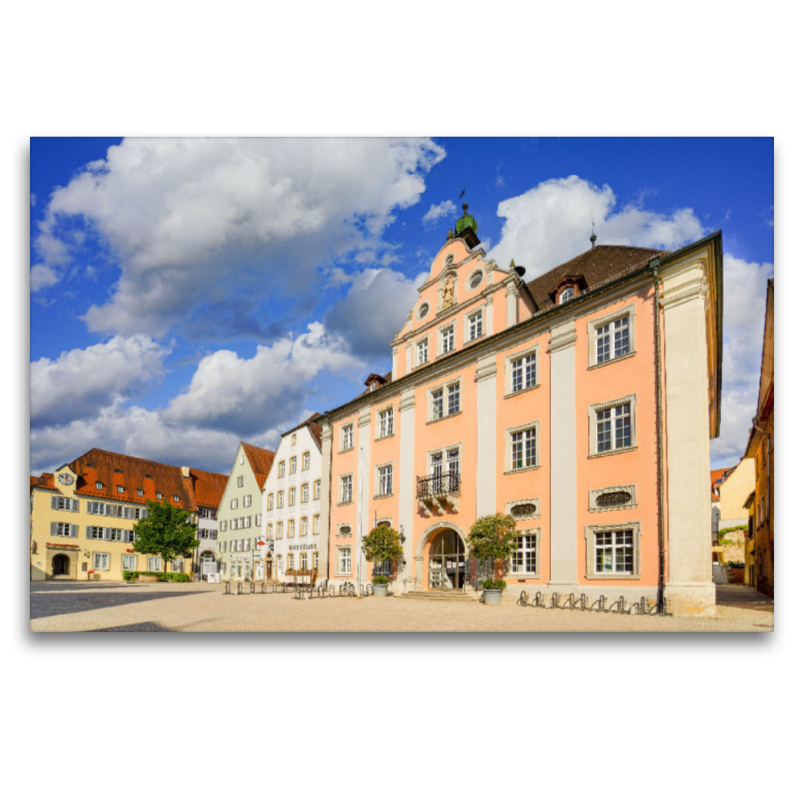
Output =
[
  {"x1": 138, "y1": 574, "x2": 161, "y2": 583},
  {"x1": 373, "y1": 583, "x2": 389, "y2": 597}
]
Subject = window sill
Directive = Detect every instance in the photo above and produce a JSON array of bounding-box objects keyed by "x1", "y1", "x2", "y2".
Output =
[
  {"x1": 426, "y1": 410, "x2": 462, "y2": 426},
  {"x1": 504, "y1": 465, "x2": 541, "y2": 475},
  {"x1": 584, "y1": 573, "x2": 641, "y2": 581},
  {"x1": 588, "y1": 504, "x2": 638, "y2": 513},
  {"x1": 588, "y1": 351, "x2": 636, "y2": 371},
  {"x1": 504, "y1": 384, "x2": 540, "y2": 400},
  {"x1": 373, "y1": 493, "x2": 394, "y2": 500},
  {"x1": 375, "y1": 433, "x2": 395, "y2": 442},
  {"x1": 337, "y1": 500, "x2": 354, "y2": 507},
  {"x1": 588, "y1": 445, "x2": 637, "y2": 459},
  {"x1": 508, "y1": 574, "x2": 541, "y2": 580},
  {"x1": 339, "y1": 446, "x2": 355, "y2": 455}
]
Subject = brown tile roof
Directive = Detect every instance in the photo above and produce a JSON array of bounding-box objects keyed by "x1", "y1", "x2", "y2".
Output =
[
  {"x1": 31, "y1": 473, "x2": 54, "y2": 490},
  {"x1": 710, "y1": 466, "x2": 735, "y2": 501},
  {"x1": 188, "y1": 467, "x2": 229, "y2": 508},
  {"x1": 38, "y1": 448, "x2": 228, "y2": 511},
  {"x1": 526, "y1": 245, "x2": 668, "y2": 311},
  {"x1": 241, "y1": 443, "x2": 276, "y2": 490}
]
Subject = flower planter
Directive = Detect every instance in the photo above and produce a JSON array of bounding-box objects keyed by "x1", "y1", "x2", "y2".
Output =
[
  {"x1": 138, "y1": 574, "x2": 161, "y2": 583},
  {"x1": 483, "y1": 589, "x2": 503, "y2": 606},
  {"x1": 373, "y1": 583, "x2": 389, "y2": 597}
]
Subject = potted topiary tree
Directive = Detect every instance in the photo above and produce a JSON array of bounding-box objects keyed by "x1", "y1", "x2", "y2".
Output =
[
  {"x1": 362, "y1": 525, "x2": 404, "y2": 597},
  {"x1": 467, "y1": 513, "x2": 518, "y2": 606}
]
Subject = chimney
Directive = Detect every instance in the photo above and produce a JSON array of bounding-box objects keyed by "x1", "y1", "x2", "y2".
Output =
[{"x1": 181, "y1": 466, "x2": 191, "y2": 478}]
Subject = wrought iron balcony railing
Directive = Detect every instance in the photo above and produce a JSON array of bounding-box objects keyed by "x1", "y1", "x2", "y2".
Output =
[{"x1": 416, "y1": 472, "x2": 460, "y2": 500}]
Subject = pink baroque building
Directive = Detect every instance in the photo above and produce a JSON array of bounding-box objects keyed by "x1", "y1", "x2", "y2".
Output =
[{"x1": 320, "y1": 205, "x2": 723, "y2": 616}]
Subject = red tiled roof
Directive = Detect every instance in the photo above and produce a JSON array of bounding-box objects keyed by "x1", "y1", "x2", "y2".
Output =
[
  {"x1": 187, "y1": 467, "x2": 229, "y2": 508},
  {"x1": 30, "y1": 473, "x2": 54, "y2": 490},
  {"x1": 710, "y1": 466, "x2": 735, "y2": 501},
  {"x1": 526, "y1": 245, "x2": 668, "y2": 311},
  {"x1": 241, "y1": 443, "x2": 276, "y2": 491}
]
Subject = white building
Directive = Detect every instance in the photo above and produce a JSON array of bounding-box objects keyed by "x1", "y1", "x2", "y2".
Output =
[
  {"x1": 218, "y1": 442, "x2": 275, "y2": 580},
  {"x1": 262, "y1": 414, "x2": 326, "y2": 584}
]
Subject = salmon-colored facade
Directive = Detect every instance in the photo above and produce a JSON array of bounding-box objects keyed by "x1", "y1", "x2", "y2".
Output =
[{"x1": 321, "y1": 208, "x2": 723, "y2": 615}]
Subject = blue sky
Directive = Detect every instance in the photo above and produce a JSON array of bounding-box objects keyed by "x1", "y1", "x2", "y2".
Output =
[{"x1": 30, "y1": 137, "x2": 774, "y2": 475}]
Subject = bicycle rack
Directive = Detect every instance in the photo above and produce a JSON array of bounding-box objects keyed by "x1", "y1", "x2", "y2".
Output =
[{"x1": 517, "y1": 590, "x2": 668, "y2": 616}]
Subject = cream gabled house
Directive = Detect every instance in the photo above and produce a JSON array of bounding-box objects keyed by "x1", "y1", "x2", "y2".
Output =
[
  {"x1": 30, "y1": 449, "x2": 227, "y2": 581},
  {"x1": 217, "y1": 442, "x2": 275, "y2": 580},
  {"x1": 261, "y1": 414, "x2": 325, "y2": 583}
]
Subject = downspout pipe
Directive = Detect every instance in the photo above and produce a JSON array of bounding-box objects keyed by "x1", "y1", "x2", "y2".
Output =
[{"x1": 650, "y1": 257, "x2": 667, "y2": 613}]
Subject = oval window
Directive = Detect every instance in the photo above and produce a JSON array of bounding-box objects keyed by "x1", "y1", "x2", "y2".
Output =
[
  {"x1": 469, "y1": 271, "x2": 483, "y2": 290},
  {"x1": 596, "y1": 490, "x2": 632, "y2": 508},
  {"x1": 340, "y1": 526, "x2": 352, "y2": 535},
  {"x1": 510, "y1": 503, "x2": 537, "y2": 519},
  {"x1": 418, "y1": 303, "x2": 429, "y2": 319}
]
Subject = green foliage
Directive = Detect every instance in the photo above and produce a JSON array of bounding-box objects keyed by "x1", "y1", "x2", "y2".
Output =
[
  {"x1": 371, "y1": 575, "x2": 391, "y2": 585},
  {"x1": 467, "y1": 514, "x2": 517, "y2": 574},
  {"x1": 719, "y1": 525, "x2": 747, "y2": 535},
  {"x1": 480, "y1": 579, "x2": 507, "y2": 591},
  {"x1": 362, "y1": 526, "x2": 404, "y2": 566},
  {"x1": 122, "y1": 571, "x2": 191, "y2": 582},
  {"x1": 132, "y1": 500, "x2": 199, "y2": 571}
]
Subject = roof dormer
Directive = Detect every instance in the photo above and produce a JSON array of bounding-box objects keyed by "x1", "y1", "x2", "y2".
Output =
[
  {"x1": 549, "y1": 274, "x2": 588, "y2": 305},
  {"x1": 364, "y1": 373, "x2": 389, "y2": 393}
]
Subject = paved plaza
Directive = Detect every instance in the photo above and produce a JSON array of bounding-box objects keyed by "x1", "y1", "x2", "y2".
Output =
[{"x1": 30, "y1": 581, "x2": 774, "y2": 633}]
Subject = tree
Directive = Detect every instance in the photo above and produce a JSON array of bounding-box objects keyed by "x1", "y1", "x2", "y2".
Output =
[
  {"x1": 133, "y1": 499, "x2": 199, "y2": 574},
  {"x1": 467, "y1": 513, "x2": 517, "y2": 587},
  {"x1": 362, "y1": 526, "x2": 404, "y2": 582}
]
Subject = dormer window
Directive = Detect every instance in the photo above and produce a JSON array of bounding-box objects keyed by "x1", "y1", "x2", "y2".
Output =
[
  {"x1": 371, "y1": 382, "x2": 377, "y2": 392},
  {"x1": 559, "y1": 286, "x2": 575, "y2": 304}
]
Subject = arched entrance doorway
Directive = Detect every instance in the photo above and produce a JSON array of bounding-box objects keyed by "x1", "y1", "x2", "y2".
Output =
[
  {"x1": 427, "y1": 529, "x2": 467, "y2": 590},
  {"x1": 52, "y1": 553, "x2": 70, "y2": 577}
]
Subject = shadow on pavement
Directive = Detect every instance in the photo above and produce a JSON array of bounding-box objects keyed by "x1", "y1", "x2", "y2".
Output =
[
  {"x1": 87, "y1": 621, "x2": 174, "y2": 632},
  {"x1": 30, "y1": 589, "x2": 206, "y2": 620},
  {"x1": 716, "y1": 584, "x2": 774, "y2": 612}
]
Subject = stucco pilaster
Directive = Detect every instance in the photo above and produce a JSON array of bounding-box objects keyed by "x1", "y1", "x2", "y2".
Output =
[
  {"x1": 398, "y1": 389, "x2": 416, "y2": 590},
  {"x1": 475, "y1": 354, "x2": 497, "y2": 520},
  {"x1": 320, "y1": 423, "x2": 333, "y2": 579}
]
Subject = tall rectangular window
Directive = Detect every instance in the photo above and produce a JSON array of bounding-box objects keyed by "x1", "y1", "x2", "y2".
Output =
[
  {"x1": 237, "y1": 475, "x2": 244, "y2": 488},
  {"x1": 468, "y1": 310, "x2": 483, "y2": 341},
  {"x1": 431, "y1": 389, "x2": 444, "y2": 420},
  {"x1": 288, "y1": 519, "x2": 295, "y2": 538},
  {"x1": 339, "y1": 547, "x2": 352, "y2": 574},
  {"x1": 447, "y1": 383, "x2": 460, "y2": 414},
  {"x1": 301, "y1": 483, "x2": 309, "y2": 503},
  {"x1": 314, "y1": 480, "x2": 321, "y2": 500},
  {"x1": 417, "y1": 339, "x2": 428, "y2": 366},
  {"x1": 243, "y1": 494, "x2": 252, "y2": 507},
  {"x1": 148, "y1": 556, "x2": 162, "y2": 571},
  {"x1": 301, "y1": 517, "x2": 308, "y2": 537},
  {"x1": 511, "y1": 534, "x2": 537, "y2": 574},
  {"x1": 290, "y1": 457, "x2": 297, "y2": 474},
  {"x1": 289, "y1": 488, "x2": 296, "y2": 506},
  {"x1": 302, "y1": 452, "x2": 311, "y2": 470},
  {"x1": 122, "y1": 554, "x2": 137, "y2": 571},
  {"x1": 511, "y1": 352, "x2": 536, "y2": 393},
  {"x1": 596, "y1": 403, "x2": 632, "y2": 452},
  {"x1": 93, "y1": 553, "x2": 110, "y2": 571},
  {"x1": 342, "y1": 424, "x2": 354, "y2": 451},
  {"x1": 267, "y1": 494, "x2": 274, "y2": 510},
  {"x1": 278, "y1": 461, "x2": 286, "y2": 478},
  {"x1": 511, "y1": 427, "x2": 536, "y2": 469},
  {"x1": 276, "y1": 522, "x2": 284, "y2": 539},
  {"x1": 440, "y1": 325, "x2": 454, "y2": 354},
  {"x1": 341, "y1": 475, "x2": 353, "y2": 503},
  {"x1": 379, "y1": 407, "x2": 394, "y2": 438},
  {"x1": 313, "y1": 515, "x2": 320, "y2": 535},
  {"x1": 378, "y1": 464, "x2": 393, "y2": 496},
  {"x1": 277, "y1": 491, "x2": 284, "y2": 508}
]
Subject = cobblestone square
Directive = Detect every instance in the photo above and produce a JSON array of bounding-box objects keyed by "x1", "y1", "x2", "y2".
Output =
[{"x1": 30, "y1": 582, "x2": 774, "y2": 633}]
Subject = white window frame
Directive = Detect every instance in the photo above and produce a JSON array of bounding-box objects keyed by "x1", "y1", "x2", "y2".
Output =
[
  {"x1": 288, "y1": 519, "x2": 295, "y2": 538},
  {"x1": 377, "y1": 406, "x2": 394, "y2": 439},
  {"x1": 505, "y1": 421, "x2": 541, "y2": 473},
  {"x1": 313, "y1": 515, "x2": 320, "y2": 535},
  {"x1": 290, "y1": 456, "x2": 297, "y2": 474},
  {"x1": 340, "y1": 423, "x2": 355, "y2": 452},
  {"x1": 289, "y1": 488, "x2": 296, "y2": 506},
  {"x1": 267, "y1": 493, "x2": 274, "y2": 510},
  {"x1": 465, "y1": 307, "x2": 485, "y2": 343},
  {"x1": 510, "y1": 528, "x2": 541, "y2": 577},
  {"x1": 584, "y1": 522, "x2": 641, "y2": 579},
  {"x1": 122, "y1": 554, "x2": 138, "y2": 571},
  {"x1": 148, "y1": 556, "x2": 162, "y2": 572},
  {"x1": 300, "y1": 517, "x2": 308, "y2": 537},
  {"x1": 278, "y1": 461, "x2": 286, "y2": 478},
  {"x1": 439, "y1": 324, "x2": 455, "y2": 356},
  {"x1": 314, "y1": 480, "x2": 321, "y2": 500},
  {"x1": 375, "y1": 462, "x2": 394, "y2": 497},
  {"x1": 504, "y1": 344, "x2": 540, "y2": 396},
  {"x1": 559, "y1": 286, "x2": 575, "y2": 304},
  {"x1": 337, "y1": 547, "x2": 352, "y2": 576},
  {"x1": 230, "y1": 498, "x2": 238, "y2": 510},
  {"x1": 416, "y1": 337, "x2": 429, "y2": 367},
  {"x1": 302, "y1": 451, "x2": 311, "y2": 471},
  {"x1": 301, "y1": 483, "x2": 309, "y2": 503},
  {"x1": 277, "y1": 491, "x2": 284, "y2": 509},
  {"x1": 276, "y1": 521, "x2": 284, "y2": 539},
  {"x1": 243, "y1": 494, "x2": 252, "y2": 507},
  {"x1": 588, "y1": 304, "x2": 635, "y2": 368},
  {"x1": 589, "y1": 394, "x2": 637, "y2": 457},
  {"x1": 93, "y1": 553, "x2": 110, "y2": 571},
  {"x1": 340, "y1": 473, "x2": 353, "y2": 504},
  {"x1": 172, "y1": 558, "x2": 184, "y2": 573},
  {"x1": 428, "y1": 379, "x2": 462, "y2": 422},
  {"x1": 237, "y1": 475, "x2": 244, "y2": 488}
]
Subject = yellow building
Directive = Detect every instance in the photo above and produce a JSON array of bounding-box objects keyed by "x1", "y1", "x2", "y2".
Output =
[
  {"x1": 743, "y1": 279, "x2": 774, "y2": 596},
  {"x1": 30, "y1": 448, "x2": 227, "y2": 581}
]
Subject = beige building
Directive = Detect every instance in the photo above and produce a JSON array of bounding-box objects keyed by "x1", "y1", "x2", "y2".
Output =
[
  {"x1": 217, "y1": 442, "x2": 275, "y2": 580},
  {"x1": 30, "y1": 448, "x2": 227, "y2": 581}
]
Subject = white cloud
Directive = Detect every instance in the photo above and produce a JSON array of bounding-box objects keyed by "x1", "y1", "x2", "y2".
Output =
[
  {"x1": 488, "y1": 175, "x2": 705, "y2": 276},
  {"x1": 163, "y1": 322, "x2": 362, "y2": 435},
  {"x1": 34, "y1": 137, "x2": 445, "y2": 338},
  {"x1": 323, "y1": 267, "x2": 424, "y2": 358},
  {"x1": 31, "y1": 335, "x2": 170, "y2": 427},
  {"x1": 710, "y1": 254, "x2": 773, "y2": 466},
  {"x1": 422, "y1": 200, "x2": 456, "y2": 227},
  {"x1": 30, "y1": 264, "x2": 60, "y2": 292}
]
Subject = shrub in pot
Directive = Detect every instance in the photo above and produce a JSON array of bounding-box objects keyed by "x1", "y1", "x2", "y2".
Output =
[
  {"x1": 362, "y1": 526, "x2": 404, "y2": 597},
  {"x1": 467, "y1": 514, "x2": 518, "y2": 605}
]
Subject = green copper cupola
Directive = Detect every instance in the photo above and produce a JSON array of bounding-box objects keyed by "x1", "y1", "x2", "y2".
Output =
[{"x1": 454, "y1": 202, "x2": 480, "y2": 249}]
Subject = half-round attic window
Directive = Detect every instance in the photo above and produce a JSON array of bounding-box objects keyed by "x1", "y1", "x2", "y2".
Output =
[
  {"x1": 445, "y1": 255, "x2": 454, "y2": 266},
  {"x1": 418, "y1": 303, "x2": 430, "y2": 319},
  {"x1": 469, "y1": 270, "x2": 483, "y2": 290}
]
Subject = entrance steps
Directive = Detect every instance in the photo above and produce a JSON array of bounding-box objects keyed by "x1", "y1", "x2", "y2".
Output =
[{"x1": 397, "y1": 590, "x2": 476, "y2": 603}]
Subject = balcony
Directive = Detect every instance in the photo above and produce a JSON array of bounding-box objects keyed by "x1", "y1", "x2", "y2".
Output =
[{"x1": 416, "y1": 472, "x2": 460, "y2": 516}]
